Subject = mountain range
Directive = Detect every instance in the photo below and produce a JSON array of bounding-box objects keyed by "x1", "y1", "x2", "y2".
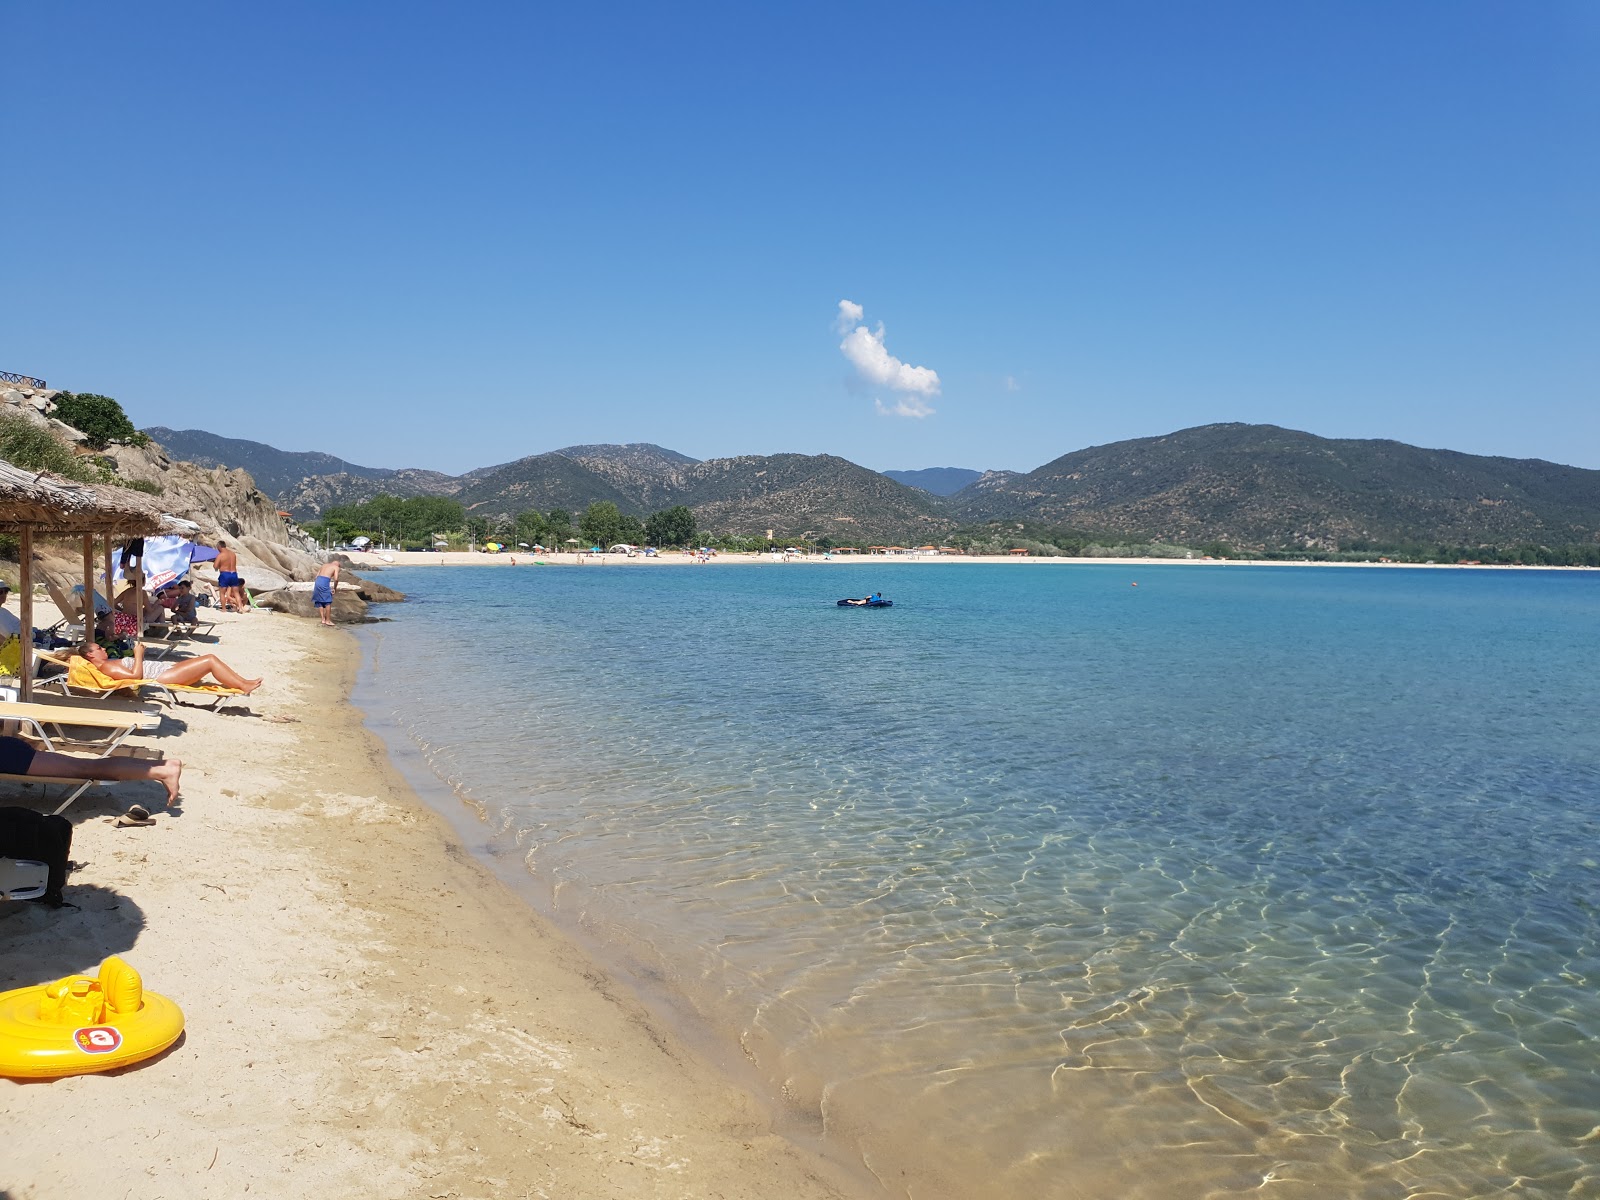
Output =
[
  {"x1": 143, "y1": 424, "x2": 1600, "y2": 552},
  {"x1": 880, "y1": 467, "x2": 983, "y2": 496}
]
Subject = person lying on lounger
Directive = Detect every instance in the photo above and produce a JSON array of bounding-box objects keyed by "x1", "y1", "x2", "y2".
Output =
[
  {"x1": 0, "y1": 735, "x2": 182, "y2": 807},
  {"x1": 75, "y1": 641, "x2": 264, "y2": 695}
]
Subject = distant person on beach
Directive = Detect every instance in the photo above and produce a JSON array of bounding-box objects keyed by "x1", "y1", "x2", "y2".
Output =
[
  {"x1": 215, "y1": 541, "x2": 244, "y2": 612},
  {"x1": 313, "y1": 560, "x2": 340, "y2": 627},
  {"x1": 0, "y1": 735, "x2": 183, "y2": 808},
  {"x1": 76, "y1": 641, "x2": 264, "y2": 695}
]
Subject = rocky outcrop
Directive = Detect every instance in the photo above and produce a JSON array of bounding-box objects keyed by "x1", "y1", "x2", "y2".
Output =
[
  {"x1": 2, "y1": 388, "x2": 404, "y2": 620},
  {"x1": 1, "y1": 384, "x2": 102, "y2": 449},
  {"x1": 252, "y1": 583, "x2": 373, "y2": 623}
]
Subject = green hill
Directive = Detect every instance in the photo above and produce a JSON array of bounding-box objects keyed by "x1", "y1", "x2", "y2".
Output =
[
  {"x1": 673, "y1": 454, "x2": 948, "y2": 544},
  {"x1": 142, "y1": 423, "x2": 1600, "y2": 554},
  {"x1": 950, "y1": 423, "x2": 1600, "y2": 551},
  {"x1": 144, "y1": 426, "x2": 458, "y2": 503},
  {"x1": 455, "y1": 450, "x2": 946, "y2": 544}
]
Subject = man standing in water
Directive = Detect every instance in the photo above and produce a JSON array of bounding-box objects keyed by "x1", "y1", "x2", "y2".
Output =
[
  {"x1": 215, "y1": 541, "x2": 244, "y2": 612},
  {"x1": 313, "y1": 560, "x2": 339, "y2": 626}
]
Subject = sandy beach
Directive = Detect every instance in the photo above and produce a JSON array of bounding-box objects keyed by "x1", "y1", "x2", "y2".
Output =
[{"x1": 0, "y1": 604, "x2": 867, "y2": 1200}]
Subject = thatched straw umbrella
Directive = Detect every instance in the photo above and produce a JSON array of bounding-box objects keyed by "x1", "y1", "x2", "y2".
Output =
[{"x1": 0, "y1": 460, "x2": 166, "y2": 699}]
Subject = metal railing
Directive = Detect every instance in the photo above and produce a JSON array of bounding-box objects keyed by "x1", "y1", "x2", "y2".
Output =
[{"x1": 0, "y1": 371, "x2": 47, "y2": 388}]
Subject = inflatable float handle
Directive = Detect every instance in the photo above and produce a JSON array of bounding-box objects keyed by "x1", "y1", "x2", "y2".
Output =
[{"x1": 101, "y1": 957, "x2": 144, "y2": 1016}]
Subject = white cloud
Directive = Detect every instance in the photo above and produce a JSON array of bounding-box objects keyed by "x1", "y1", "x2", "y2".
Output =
[
  {"x1": 835, "y1": 300, "x2": 940, "y2": 419},
  {"x1": 1004, "y1": 375, "x2": 1020, "y2": 392},
  {"x1": 875, "y1": 395, "x2": 935, "y2": 419}
]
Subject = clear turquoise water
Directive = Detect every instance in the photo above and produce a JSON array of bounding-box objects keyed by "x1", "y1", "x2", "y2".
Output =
[{"x1": 355, "y1": 563, "x2": 1600, "y2": 1199}]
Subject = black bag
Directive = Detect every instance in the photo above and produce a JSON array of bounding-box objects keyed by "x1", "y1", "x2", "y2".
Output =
[{"x1": 0, "y1": 806, "x2": 74, "y2": 906}]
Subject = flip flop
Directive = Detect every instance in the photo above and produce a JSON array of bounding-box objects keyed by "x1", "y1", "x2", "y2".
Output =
[{"x1": 115, "y1": 805, "x2": 155, "y2": 828}]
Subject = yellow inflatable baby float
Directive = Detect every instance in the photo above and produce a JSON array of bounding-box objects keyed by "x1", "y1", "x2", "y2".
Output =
[{"x1": 0, "y1": 956, "x2": 184, "y2": 1079}]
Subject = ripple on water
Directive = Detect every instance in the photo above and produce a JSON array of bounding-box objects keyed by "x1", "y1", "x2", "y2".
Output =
[{"x1": 357, "y1": 563, "x2": 1600, "y2": 1198}]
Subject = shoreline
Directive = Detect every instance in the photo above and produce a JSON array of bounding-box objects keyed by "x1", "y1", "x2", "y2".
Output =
[
  {"x1": 0, "y1": 606, "x2": 871, "y2": 1199},
  {"x1": 346, "y1": 549, "x2": 1598, "y2": 570}
]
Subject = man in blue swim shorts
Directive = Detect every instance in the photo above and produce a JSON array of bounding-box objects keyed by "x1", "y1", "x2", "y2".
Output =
[
  {"x1": 215, "y1": 540, "x2": 244, "y2": 612},
  {"x1": 313, "y1": 560, "x2": 340, "y2": 626}
]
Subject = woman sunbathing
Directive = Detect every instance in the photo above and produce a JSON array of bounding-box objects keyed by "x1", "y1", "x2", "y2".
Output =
[{"x1": 77, "y1": 641, "x2": 263, "y2": 695}]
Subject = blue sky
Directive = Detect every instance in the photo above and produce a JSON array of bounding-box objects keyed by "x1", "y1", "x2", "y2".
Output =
[{"x1": 4, "y1": 2, "x2": 1595, "y2": 475}]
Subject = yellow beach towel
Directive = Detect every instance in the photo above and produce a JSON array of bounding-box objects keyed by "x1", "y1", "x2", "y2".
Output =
[
  {"x1": 0, "y1": 635, "x2": 21, "y2": 679},
  {"x1": 66, "y1": 656, "x2": 239, "y2": 697}
]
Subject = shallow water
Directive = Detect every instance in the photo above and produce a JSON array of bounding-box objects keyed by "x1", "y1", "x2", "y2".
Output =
[{"x1": 355, "y1": 563, "x2": 1600, "y2": 1198}]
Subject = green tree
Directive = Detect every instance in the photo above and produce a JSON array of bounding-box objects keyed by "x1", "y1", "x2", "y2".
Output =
[
  {"x1": 514, "y1": 510, "x2": 545, "y2": 546},
  {"x1": 464, "y1": 514, "x2": 490, "y2": 544},
  {"x1": 644, "y1": 505, "x2": 696, "y2": 547},
  {"x1": 51, "y1": 392, "x2": 148, "y2": 451},
  {"x1": 407, "y1": 496, "x2": 464, "y2": 545},
  {"x1": 579, "y1": 501, "x2": 627, "y2": 547},
  {"x1": 545, "y1": 508, "x2": 573, "y2": 548}
]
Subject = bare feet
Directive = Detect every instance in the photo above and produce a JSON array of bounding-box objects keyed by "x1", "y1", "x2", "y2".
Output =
[
  {"x1": 240, "y1": 678, "x2": 264, "y2": 695},
  {"x1": 152, "y1": 758, "x2": 183, "y2": 808}
]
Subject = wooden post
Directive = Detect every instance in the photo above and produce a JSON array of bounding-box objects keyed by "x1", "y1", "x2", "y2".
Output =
[
  {"x1": 134, "y1": 548, "x2": 145, "y2": 640},
  {"x1": 18, "y1": 528, "x2": 33, "y2": 702},
  {"x1": 104, "y1": 538, "x2": 115, "y2": 641},
  {"x1": 81, "y1": 534, "x2": 94, "y2": 637}
]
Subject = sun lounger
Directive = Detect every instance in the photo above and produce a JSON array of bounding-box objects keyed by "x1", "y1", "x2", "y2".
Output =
[
  {"x1": 0, "y1": 695, "x2": 165, "y2": 814},
  {"x1": 0, "y1": 695, "x2": 162, "y2": 754},
  {"x1": 50, "y1": 655, "x2": 246, "y2": 710},
  {"x1": 42, "y1": 578, "x2": 89, "y2": 626},
  {"x1": 167, "y1": 614, "x2": 218, "y2": 639},
  {"x1": 0, "y1": 745, "x2": 168, "y2": 816}
]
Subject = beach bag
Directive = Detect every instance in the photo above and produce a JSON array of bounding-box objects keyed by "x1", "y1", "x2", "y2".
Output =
[{"x1": 0, "y1": 807, "x2": 73, "y2": 906}]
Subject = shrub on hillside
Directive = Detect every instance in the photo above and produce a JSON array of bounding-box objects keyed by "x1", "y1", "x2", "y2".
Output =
[
  {"x1": 0, "y1": 409, "x2": 101, "y2": 482},
  {"x1": 50, "y1": 391, "x2": 149, "y2": 451}
]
